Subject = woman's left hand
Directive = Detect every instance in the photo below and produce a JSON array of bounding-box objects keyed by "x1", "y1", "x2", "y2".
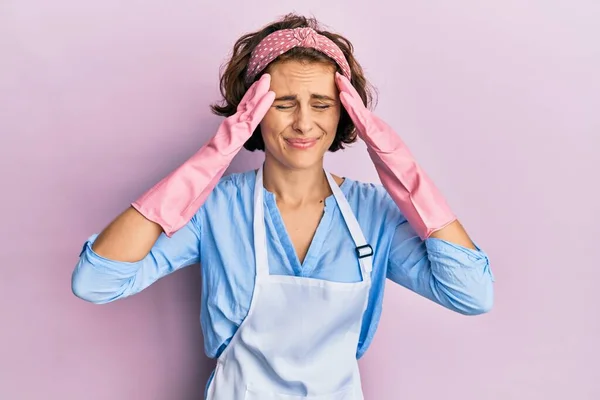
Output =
[
  {"x1": 335, "y1": 72, "x2": 460, "y2": 241},
  {"x1": 335, "y1": 72, "x2": 401, "y2": 153}
]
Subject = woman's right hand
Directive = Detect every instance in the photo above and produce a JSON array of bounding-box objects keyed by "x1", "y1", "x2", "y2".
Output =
[
  {"x1": 130, "y1": 73, "x2": 275, "y2": 236},
  {"x1": 91, "y1": 75, "x2": 274, "y2": 262},
  {"x1": 218, "y1": 73, "x2": 276, "y2": 150}
]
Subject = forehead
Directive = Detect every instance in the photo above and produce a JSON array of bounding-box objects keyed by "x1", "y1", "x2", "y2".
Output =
[{"x1": 266, "y1": 61, "x2": 337, "y2": 96}]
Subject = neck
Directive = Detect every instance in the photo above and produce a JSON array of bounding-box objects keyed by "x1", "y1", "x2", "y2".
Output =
[{"x1": 262, "y1": 155, "x2": 331, "y2": 207}]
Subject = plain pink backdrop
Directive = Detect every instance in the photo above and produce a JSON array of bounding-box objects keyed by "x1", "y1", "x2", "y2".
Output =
[{"x1": 1, "y1": 1, "x2": 599, "y2": 399}]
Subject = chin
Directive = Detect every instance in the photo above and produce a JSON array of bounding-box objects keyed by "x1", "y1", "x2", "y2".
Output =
[{"x1": 268, "y1": 148, "x2": 327, "y2": 171}]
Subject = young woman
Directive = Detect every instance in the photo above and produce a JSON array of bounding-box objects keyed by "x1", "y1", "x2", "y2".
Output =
[{"x1": 72, "y1": 13, "x2": 494, "y2": 399}]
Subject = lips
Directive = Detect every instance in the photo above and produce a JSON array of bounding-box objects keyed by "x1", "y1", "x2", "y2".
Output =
[{"x1": 284, "y1": 137, "x2": 319, "y2": 149}]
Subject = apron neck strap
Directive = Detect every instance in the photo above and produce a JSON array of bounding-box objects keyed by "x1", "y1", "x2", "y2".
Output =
[
  {"x1": 323, "y1": 171, "x2": 373, "y2": 279},
  {"x1": 253, "y1": 166, "x2": 269, "y2": 277}
]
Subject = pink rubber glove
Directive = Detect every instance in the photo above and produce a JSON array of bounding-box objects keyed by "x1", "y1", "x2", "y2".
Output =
[
  {"x1": 132, "y1": 74, "x2": 276, "y2": 237},
  {"x1": 336, "y1": 73, "x2": 457, "y2": 239}
]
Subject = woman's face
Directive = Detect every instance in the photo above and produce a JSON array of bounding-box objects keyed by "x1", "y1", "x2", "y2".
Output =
[{"x1": 259, "y1": 61, "x2": 341, "y2": 171}]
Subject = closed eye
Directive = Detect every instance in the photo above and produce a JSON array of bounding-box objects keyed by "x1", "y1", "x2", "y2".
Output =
[{"x1": 273, "y1": 104, "x2": 333, "y2": 110}]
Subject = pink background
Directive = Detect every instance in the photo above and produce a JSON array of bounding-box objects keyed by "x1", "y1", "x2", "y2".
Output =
[{"x1": 2, "y1": 1, "x2": 599, "y2": 399}]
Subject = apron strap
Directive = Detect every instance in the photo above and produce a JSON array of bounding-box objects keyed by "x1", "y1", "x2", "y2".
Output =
[
  {"x1": 253, "y1": 166, "x2": 270, "y2": 277},
  {"x1": 324, "y1": 172, "x2": 373, "y2": 279}
]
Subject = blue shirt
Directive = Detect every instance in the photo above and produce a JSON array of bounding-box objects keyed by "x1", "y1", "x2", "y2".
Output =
[{"x1": 72, "y1": 169, "x2": 494, "y2": 361}]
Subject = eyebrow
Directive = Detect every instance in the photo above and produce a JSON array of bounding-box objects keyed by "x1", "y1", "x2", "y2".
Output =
[{"x1": 274, "y1": 94, "x2": 336, "y2": 102}]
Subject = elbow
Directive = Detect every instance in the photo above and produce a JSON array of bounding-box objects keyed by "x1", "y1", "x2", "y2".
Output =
[
  {"x1": 71, "y1": 238, "x2": 140, "y2": 304},
  {"x1": 462, "y1": 289, "x2": 494, "y2": 315},
  {"x1": 71, "y1": 282, "x2": 98, "y2": 304},
  {"x1": 455, "y1": 280, "x2": 494, "y2": 316},
  {"x1": 434, "y1": 275, "x2": 494, "y2": 316},
  {"x1": 71, "y1": 264, "x2": 92, "y2": 302},
  {"x1": 71, "y1": 270, "x2": 110, "y2": 304},
  {"x1": 70, "y1": 262, "x2": 124, "y2": 305}
]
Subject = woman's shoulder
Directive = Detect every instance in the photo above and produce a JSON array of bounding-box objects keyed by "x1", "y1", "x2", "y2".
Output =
[
  {"x1": 210, "y1": 169, "x2": 255, "y2": 196},
  {"x1": 201, "y1": 169, "x2": 256, "y2": 209},
  {"x1": 217, "y1": 169, "x2": 255, "y2": 187},
  {"x1": 340, "y1": 175, "x2": 390, "y2": 204},
  {"x1": 340, "y1": 175, "x2": 405, "y2": 223}
]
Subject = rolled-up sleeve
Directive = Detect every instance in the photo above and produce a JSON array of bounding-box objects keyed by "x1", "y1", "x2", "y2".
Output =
[
  {"x1": 386, "y1": 221, "x2": 494, "y2": 315},
  {"x1": 71, "y1": 214, "x2": 202, "y2": 304}
]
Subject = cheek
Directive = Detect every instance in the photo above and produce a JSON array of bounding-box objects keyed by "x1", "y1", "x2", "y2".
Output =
[
  {"x1": 319, "y1": 109, "x2": 341, "y2": 135},
  {"x1": 261, "y1": 109, "x2": 290, "y2": 132},
  {"x1": 259, "y1": 111, "x2": 284, "y2": 150}
]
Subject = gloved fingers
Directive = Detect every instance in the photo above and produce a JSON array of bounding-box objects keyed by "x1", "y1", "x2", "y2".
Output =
[{"x1": 238, "y1": 74, "x2": 272, "y2": 116}]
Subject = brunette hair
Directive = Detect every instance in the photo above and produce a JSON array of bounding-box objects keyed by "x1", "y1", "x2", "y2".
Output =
[{"x1": 210, "y1": 13, "x2": 376, "y2": 152}]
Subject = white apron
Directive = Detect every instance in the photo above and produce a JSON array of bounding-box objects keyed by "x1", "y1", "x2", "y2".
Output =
[{"x1": 206, "y1": 166, "x2": 374, "y2": 399}]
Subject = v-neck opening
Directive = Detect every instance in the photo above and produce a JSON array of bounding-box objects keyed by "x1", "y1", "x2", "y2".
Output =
[{"x1": 262, "y1": 177, "x2": 351, "y2": 277}]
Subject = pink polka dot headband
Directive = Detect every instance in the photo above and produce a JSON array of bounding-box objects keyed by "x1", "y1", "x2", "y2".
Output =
[{"x1": 245, "y1": 27, "x2": 352, "y2": 84}]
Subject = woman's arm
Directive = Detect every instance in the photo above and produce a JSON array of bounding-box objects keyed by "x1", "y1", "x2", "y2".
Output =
[
  {"x1": 71, "y1": 74, "x2": 275, "y2": 302},
  {"x1": 429, "y1": 219, "x2": 476, "y2": 250},
  {"x1": 91, "y1": 207, "x2": 163, "y2": 262},
  {"x1": 72, "y1": 214, "x2": 202, "y2": 304},
  {"x1": 336, "y1": 74, "x2": 492, "y2": 312},
  {"x1": 387, "y1": 220, "x2": 494, "y2": 315}
]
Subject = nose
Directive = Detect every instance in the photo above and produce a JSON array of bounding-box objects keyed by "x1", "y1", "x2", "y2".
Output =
[{"x1": 291, "y1": 105, "x2": 314, "y2": 134}]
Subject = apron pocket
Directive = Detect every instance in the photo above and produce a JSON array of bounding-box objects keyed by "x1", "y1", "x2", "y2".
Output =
[{"x1": 244, "y1": 386, "x2": 355, "y2": 399}]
